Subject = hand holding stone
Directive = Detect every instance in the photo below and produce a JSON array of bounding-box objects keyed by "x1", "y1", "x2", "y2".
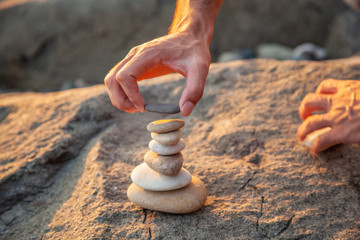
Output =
[
  {"x1": 104, "y1": 31, "x2": 210, "y2": 116},
  {"x1": 297, "y1": 79, "x2": 360, "y2": 154}
]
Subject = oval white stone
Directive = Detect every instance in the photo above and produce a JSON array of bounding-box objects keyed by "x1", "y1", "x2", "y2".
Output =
[
  {"x1": 151, "y1": 129, "x2": 181, "y2": 146},
  {"x1": 303, "y1": 127, "x2": 332, "y2": 148},
  {"x1": 127, "y1": 176, "x2": 207, "y2": 214},
  {"x1": 147, "y1": 119, "x2": 185, "y2": 133},
  {"x1": 149, "y1": 138, "x2": 185, "y2": 155},
  {"x1": 131, "y1": 163, "x2": 192, "y2": 191}
]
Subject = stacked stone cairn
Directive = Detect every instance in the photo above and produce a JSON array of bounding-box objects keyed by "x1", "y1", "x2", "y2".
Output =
[{"x1": 127, "y1": 119, "x2": 207, "y2": 214}]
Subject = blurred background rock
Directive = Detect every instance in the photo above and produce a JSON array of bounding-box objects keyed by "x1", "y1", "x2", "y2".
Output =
[{"x1": 0, "y1": 0, "x2": 359, "y2": 91}]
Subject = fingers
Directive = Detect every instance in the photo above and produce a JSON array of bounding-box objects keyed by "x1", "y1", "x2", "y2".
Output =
[
  {"x1": 311, "y1": 128, "x2": 340, "y2": 155},
  {"x1": 179, "y1": 62, "x2": 210, "y2": 116},
  {"x1": 104, "y1": 76, "x2": 137, "y2": 113},
  {"x1": 297, "y1": 114, "x2": 333, "y2": 141},
  {"x1": 115, "y1": 53, "x2": 161, "y2": 112},
  {"x1": 315, "y1": 79, "x2": 339, "y2": 94},
  {"x1": 299, "y1": 93, "x2": 332, "y2": 120}
]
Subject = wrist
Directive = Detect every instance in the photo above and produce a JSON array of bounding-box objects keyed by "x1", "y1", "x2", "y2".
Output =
[
  {"x1": 173, "y1": 17, "x2": 214, "y2": 48},
  {"x1": 169, "y1": 0, "x2": 222, "y2": 47}
]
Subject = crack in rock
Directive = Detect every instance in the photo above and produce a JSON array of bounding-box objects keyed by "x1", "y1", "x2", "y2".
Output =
[
  {"x1": 275, "y1": 214, "x2": 295, "y2": 237},
  {"x1": 239, "y1": 171, "x2": 257, "y2": 191},
  {"x1": 256, "y1": 196, "x2": 264, "y2": 232},
  {"x1": 142, "y1": 209, "x2": 148, "y2": 224},
  {"x1": 148, "y1": 227, "x2": 152, "y2": 240}
]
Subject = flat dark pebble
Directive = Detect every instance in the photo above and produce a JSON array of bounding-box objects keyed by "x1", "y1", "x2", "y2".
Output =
[{"x1": 144, "y1": 103, "x2": 180, "y2": 114}]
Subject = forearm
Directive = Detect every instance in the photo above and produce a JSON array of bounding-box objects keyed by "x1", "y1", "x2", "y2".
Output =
[{"x1": 169, "y1": 0, "x2": 223, "y2": 47}]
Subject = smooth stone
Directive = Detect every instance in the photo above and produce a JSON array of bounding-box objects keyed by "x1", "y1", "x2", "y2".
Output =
[
  {"x1": 303, "y1": 127, "x2": 332, "y2": 148},
  {"x1": 144, "y1": 150, "x2": 183, "y2": 176},
  {"x1": 131, "y1": 163, "x2": 191, "y2": 191},
  {"x1": 151, "y1": 129, "x2": 181, "y2": 146},
  {"x1": 147, "y1": 119, "x2": 185, "y2": 133},
  {"x1": 149, "y1": 138, "x2": 185, "y2": 155},
  {"x1": 217, "y1": 48, "x2": 255, "y2": 62},
  {"x1": 144, "y1": 103, "x2": 180, "y2": 114},
  {"x1": 256, "y1": 43, "x2": 293, "y2": 60},
  {"x1": 127, "y1": 176, "x2": 207, "y2": 214},
  {"x1": 292, "y1": 43, "x2": 326, "y2": 61}
]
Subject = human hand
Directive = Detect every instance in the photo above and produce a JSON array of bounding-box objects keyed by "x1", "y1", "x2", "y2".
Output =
[
  {"x1": 104, "y1": 31, "x2": 211, "y2": 116},
  {"x1": 297, "y1": 79, "x2": 360, "y2": 155}
]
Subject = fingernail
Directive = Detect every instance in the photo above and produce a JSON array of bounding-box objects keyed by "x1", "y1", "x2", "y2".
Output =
[
  {"x1": 181, "y1": 101, "x2": 194, "y2": 117},
  {"x1": 134, "y1": 104, "x2": 144, "y2": 112}
]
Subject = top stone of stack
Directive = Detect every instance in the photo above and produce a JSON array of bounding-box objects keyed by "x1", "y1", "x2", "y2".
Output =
[{"x1": 147, "y1": 119, "x2": 185, "y2": 133}]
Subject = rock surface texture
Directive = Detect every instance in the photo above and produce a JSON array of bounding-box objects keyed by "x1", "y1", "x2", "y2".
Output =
[{"x1": 0, "y1": 57, "x2": 360, "y2": 239}]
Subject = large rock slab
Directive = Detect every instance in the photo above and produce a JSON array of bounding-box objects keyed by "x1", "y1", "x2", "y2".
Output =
[
  {"x1": 326, "y1": 10, "x2": 360, "y2": 58},
  {"x1": 0, "y1": 57, "x2": 360, "y2": 239},
  {"x1": 0, "y1": 86, "x2": 116, "y2": 214}
]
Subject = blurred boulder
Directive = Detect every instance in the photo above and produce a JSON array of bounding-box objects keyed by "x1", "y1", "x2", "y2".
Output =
[
  {"x1": 217, "y1": 49, "x2": 255, "y2": 62},
  {"x1": 0, "y1": 0, "x2": 176, "y2": 91},
  {"x1": 0, "y1": 0, "x2": 350, "y2": 91},
  {"x1": 343, "y1": 0, "x2": 360, "y2": 10},
  {"x1": 212, "y1": 0, "x2": 347, "y2": 57},
  {"x1": 325, "y1": 10, "x2": 360, "y2": 58},
  {"x1": 292, "y1": 43, "x2": 327, "y2": 60}
]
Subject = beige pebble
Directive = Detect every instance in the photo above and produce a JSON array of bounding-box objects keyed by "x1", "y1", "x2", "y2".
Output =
[
  {"x1": 303, "y1": 127, "x2": 332, "y2": 148},
  {"x1": 127, "y1": 176, "x2": 207, "y2": 214},
  {"x1": 151, "y1": 129, "x2": 181, "y2": 146},
  {"x1": 144, "y1": 150, "x2": 183, "y2": 176},
  {"x1": 147, "y1": 119, "x2": 185, "y2": 133},
  {"x1": 149, "y1": 138, "x2": 185, "y2": 155},
  {"x1": 131, "y1": 163, "x2": 191, "y2": 191}
]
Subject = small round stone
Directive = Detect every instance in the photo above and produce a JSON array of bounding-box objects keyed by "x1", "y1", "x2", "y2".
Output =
[
  {"x1": 127, "y1": 176, "x2": 207, "y2": 214},
  {"x1": 303, "y1": 127, "x2": 332, "y2": 148},
  {"x1": 149, "y1": 139, "x2": 185, "y2": 155},
  {"x1": 144, "y1": 103, "x2": 180, "y2": 114},
  {"x1": 131, "y1": 163, "x2": 192, "y2": 191},
  {"x1": 147, "y1": 119, "x2": 185, "y2": 133},
  {"x1": 144, "y1": 151, "x2": 183, "y2": 176},
  {"x1": 151, "y1": 129, "x2": 181, "y2": 146}
]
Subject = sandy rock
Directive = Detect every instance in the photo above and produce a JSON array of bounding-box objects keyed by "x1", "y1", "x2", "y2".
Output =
[
  {"x1": 131, "y1": 163, "x2": 191, "y2": 191},
  {"x1": 127, "y1": 176, "x2": 207, "y2": 214},
  {"x1": 151, "y1": 129, "x2": 181, "y2": 146},
  {"x1": 144, "y1": 151, "x2": 183, "y2": 176},
  {"x1": 149, "y1": 139, "x2": 185, "y2": 155},
  {"x1": 147, "y1": 119, "x2": 185, "y2": 133},
  {"x1": 1, "y1": 57, "x2": 360, "y2": 239}
]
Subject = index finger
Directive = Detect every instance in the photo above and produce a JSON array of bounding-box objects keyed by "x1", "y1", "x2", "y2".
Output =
[{"x1": 115, "y1": 54, "x2": 159, "y2": 111}]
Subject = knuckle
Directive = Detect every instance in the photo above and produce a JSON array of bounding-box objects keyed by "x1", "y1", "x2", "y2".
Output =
[
  {"x1": 104, "y1": 76, "x2": 114, "y2": 88},
  {"x1": 129, "y1": 46, "x2": 140, "y2": 55},
  {"x1": 302, "y1": 93, "x2": 315, "y2": 105},
  {"x1": 116, "y1": 72, "x2": 127, "y2": 83}
]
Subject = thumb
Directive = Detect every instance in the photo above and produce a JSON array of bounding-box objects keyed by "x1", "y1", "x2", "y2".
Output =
[{"x1": 179, "y1": 64, "x2": 209, "y2": 116}]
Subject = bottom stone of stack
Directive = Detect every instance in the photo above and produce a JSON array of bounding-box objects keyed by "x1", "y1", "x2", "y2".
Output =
[{"x1": 127, "y1": 177, "x2": 207, "y2": 214}]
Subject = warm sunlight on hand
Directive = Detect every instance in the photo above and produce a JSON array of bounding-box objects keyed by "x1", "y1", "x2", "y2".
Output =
[
  {"x1": 297, "y1": 79, "x2": 360, "y2": 155},
  {"x1": 104, "y1": 32, "x2": 211, "y2": 116}
]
